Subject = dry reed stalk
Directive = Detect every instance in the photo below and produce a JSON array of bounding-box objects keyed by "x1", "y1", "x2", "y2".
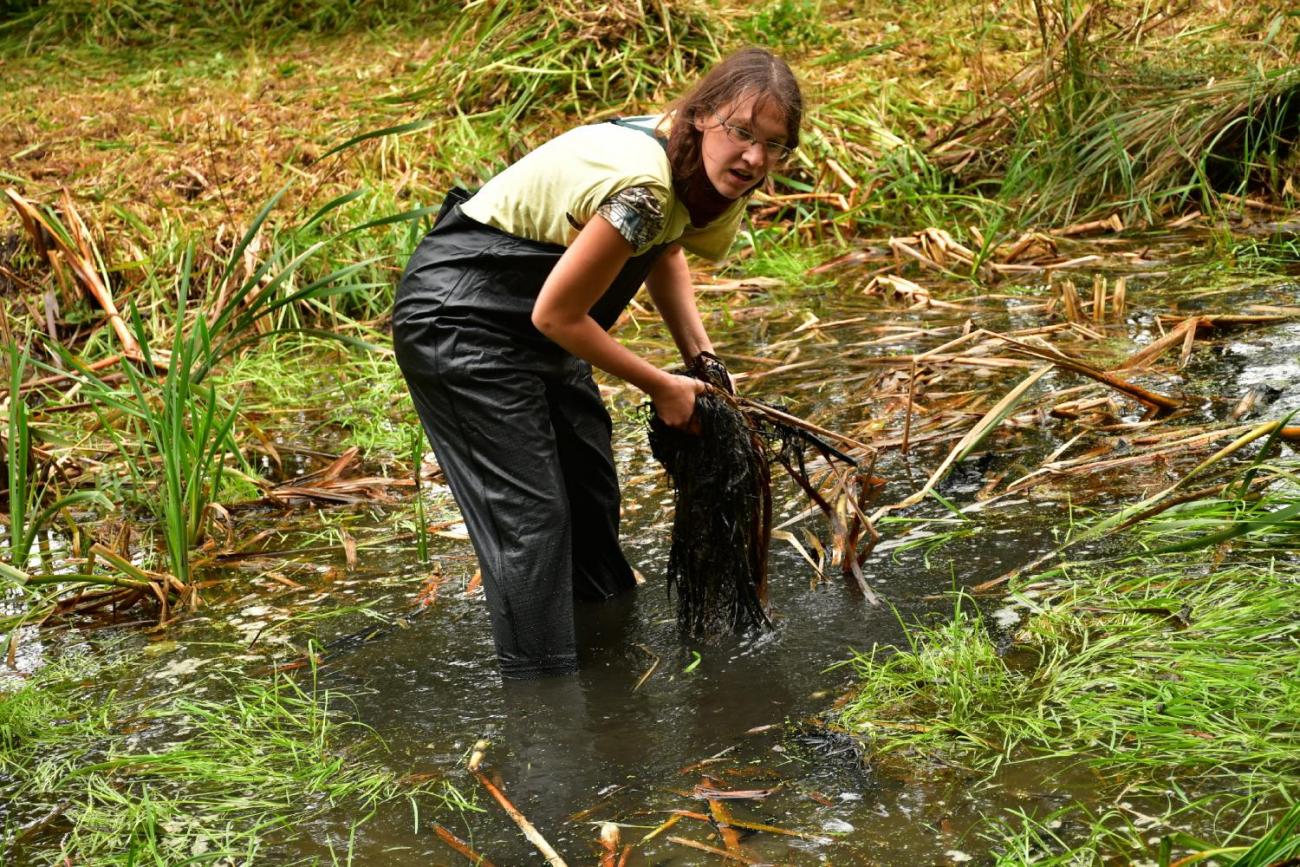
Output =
[
  {"x1": 1243, "y1": 305, "x2": 1300, "y2": 317},
  {"x1": 714, "y1": 815, "x2": 834, "y2": 844},
  {"x1": 1091, "y1": 275, "x2": 1108, "y2": 325},
  {"x1": 851, "y1": 353, "x2": 1035, "y2": 370},
  {"x1": 633, "y1": 643, "x2": 660, "y2": 691},
  {"x1": 705, "y1": 796, "x2": 745, "y2": 855},
  {"x1": 1049, "y1": 396, "x2": 1118, "y2": 419},
  {"x1": 1059, "y1": 279, "x2": 1084, "y2": 323},
  {"x1": 737, "y1": 358, "x2": 822, "y2": 385},
  {"x1": 1003, "y1": 423, "x2": 1259, "y2": 494},
  {"x1": 902, "y1": 359, "x2": 917, "y2": 455},
  {"x1": 637, "y1": 812, "x2": 683, "y2": 845},
  {"x1": 888, "y1": 238, "x2": 968, "y2": 280},
  {"x1": 472, "y1": 770, "x2": 567, "y2": 867},
  {"x1": 1158, "y1": 312, "x2": 1297, "y2": 328},
  {"x1": 984, "y1": 419, "x2": 1295, "y2": 591},
  {"x1": 1219, "y1": 192, "x2": 1292, "y2": 215},
  {"x1": 1058, "y1": 213, "x2": 1125, "y2": 236},
  {"x1": 913, "y1": 329, "x2": 984, "y2": 360},
  {"x1": 3, "y1": 189, "x2": 147, "y2": 363},
  {"x1": 1118, "y1": 316, "x2": 1204, "y2": 369},
  {"x1": 733, "y1": 396, "x2": 874, "y2": 454},
  {"x1": 996, "y1": 334, "x2": 1182, "y2": 415},
  {"x1": 876, "y1": 365, "x2": 1052, "y2": 518},
  {"x1": 1178, "y1": 318, "x2": 1199, "y2": 367},
  {"x1": 666, "y1": 836, "x2": 762, "y2": 864},
  {"x1": 434, "y1": 823, "x2": 498, "y2": 867}
]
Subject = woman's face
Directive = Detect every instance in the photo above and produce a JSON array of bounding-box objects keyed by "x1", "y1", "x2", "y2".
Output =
[{"x1": 694, "y1": 91, "x2": 789, "y2": 199}]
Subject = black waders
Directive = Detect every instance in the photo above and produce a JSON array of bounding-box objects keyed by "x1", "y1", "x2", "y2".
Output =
[{"x1": 393, "y1": 194, "x2": 669, "y2": 679}]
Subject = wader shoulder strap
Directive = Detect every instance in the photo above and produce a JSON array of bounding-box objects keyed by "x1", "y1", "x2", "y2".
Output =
[
  {"x1": 609, "y1": 116, "x2": 669, "y2": 153},
  {"x1": 435, "y1": 185, "x2": 475, "y2": 227}
]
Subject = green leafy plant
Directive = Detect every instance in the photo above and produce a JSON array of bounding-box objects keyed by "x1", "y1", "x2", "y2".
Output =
[{"x1": 2, "y1": 340, "x2": 110, "y2": 573}]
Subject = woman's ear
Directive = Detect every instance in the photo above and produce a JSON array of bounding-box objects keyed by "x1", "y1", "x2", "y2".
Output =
[{"x1": 691, "y1": 109, "x2": 707, "y2": 133}]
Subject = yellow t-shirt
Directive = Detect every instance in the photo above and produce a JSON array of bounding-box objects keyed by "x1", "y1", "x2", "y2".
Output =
[{"x1": 459, "y1": 116, "x2": 745, "y2": 261}]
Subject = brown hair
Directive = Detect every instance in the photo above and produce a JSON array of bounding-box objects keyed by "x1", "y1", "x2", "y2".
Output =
[{"x1": 660, "y1": 48, "x2": 803, "y2": 225}]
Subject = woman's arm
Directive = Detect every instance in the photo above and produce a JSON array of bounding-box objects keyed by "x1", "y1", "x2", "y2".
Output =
[
  {"x1": 532, "y1": 217, "x2": 705, "y2": 429},
  {"x1": 644, "y1": 245, "x2": 713, "y2": 365}
]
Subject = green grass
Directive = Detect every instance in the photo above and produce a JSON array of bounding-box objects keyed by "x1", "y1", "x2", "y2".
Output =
[
  {"x1": 0, "y1": 647, "x2": 473, "y2": 865},
  {"x1": 2, "y1": 341, "x2": 111, "y2": 573},
  {"x1": 843, "y1": 560, "x2": 1300, "y2": 782},
  {"x1": 988, "y1": 802, "x2": 1300, "y2": 866},
  {"x1": 838, "y1": 455, "x2": 1300, "y2": 861}
]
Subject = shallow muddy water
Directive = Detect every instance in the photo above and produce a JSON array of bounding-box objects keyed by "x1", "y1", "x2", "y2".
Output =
[{"x1": 11, "y1": 239, "x2": 1300, "y2": 864}]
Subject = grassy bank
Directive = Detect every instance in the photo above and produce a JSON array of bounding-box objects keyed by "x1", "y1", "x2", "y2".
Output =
[{"x1": 838, "y1": 461, "x2": 1300, "y2": 863}]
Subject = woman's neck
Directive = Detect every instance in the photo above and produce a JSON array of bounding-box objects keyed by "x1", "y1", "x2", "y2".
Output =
[{"x1": 680, "y1": 169, "x2": 733, "y2": 227}]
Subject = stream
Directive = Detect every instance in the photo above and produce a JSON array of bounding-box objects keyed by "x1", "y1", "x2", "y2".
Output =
[{"x1": 7, "y1": 231, "x2": 1300, "y2": 865}]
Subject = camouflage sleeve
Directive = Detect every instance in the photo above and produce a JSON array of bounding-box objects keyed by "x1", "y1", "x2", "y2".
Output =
[{"x1": 595, "y1": 185, "x2": 665, "y2": 251}]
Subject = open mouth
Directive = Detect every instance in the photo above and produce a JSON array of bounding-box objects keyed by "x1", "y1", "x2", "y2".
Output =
[{"x1": 728, "y1": 168, "x2": 756, "y2": 184}]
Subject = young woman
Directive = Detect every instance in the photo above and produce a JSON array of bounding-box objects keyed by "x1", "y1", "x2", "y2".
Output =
[{"x1": 394, "y1": 48, "x2": 802, "y2": 679}]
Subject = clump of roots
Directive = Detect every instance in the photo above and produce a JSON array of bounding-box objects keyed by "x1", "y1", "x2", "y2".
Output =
[{"x1": 649, "y1": 358, "x2": 771, "y2": 638}]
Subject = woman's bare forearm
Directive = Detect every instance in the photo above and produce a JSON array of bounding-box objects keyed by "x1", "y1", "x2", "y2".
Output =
[
  {"x1": 531, "y1": 218, "x2": 704, "y2": 426},
  {"x1": 646, "y1": 246, "x2": 714, "y2": 364}
]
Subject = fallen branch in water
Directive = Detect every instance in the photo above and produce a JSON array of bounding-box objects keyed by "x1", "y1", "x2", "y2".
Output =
[
  {"x1": 666, "y1": 835, "x2": 764, "y2": 865},
  {"x1": 472, "y1": 769, "x2": 567, "y2": 867},
  {"x1": 433, "y1": 823, "x2": 497, "y2": 867}
]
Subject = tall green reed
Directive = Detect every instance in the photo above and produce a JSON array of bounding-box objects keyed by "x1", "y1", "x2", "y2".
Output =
[
  {"x1": 77, "y1": 259, "x2": 241, "y2": 586},
  {"x1": 2, "y1": 339, "x2": 110, "y2": 574}
]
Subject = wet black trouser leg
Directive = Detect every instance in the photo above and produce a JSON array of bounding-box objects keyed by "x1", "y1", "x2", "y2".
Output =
[{"x1": 395, "y1": 321, "x2": 635, "y2": 679}]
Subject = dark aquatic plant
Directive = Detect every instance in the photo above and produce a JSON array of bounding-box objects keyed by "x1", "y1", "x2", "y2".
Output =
[
  {"x1": 648, "y1": 353, "x2": 880, "y2": 637},
  {"x1": 649, "y1": 361, "x2": 772, "y2": 638}
]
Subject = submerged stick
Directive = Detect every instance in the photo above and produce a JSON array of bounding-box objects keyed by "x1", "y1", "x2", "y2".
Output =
[
  {"x1": 433, "y1": 823, "x2": 498, "y2": 867},
  {"x1": 472, "y1": 771, "x2": 567, "y2": 867},
  {"x1": 717, "y1": 815, "x2": 835, "y2": 844},
  {"x1": 637, "y1": 812, "x2": 684, "y2": 845},
  {"x1": 706, "y1": 794, "x2": 745, "y2": 855},
  {"x1": 1118, "y1": 316, "x2": 1204, "y2": 369},
  {"x1": 667, "y1": 836, "x2": 763, "y2": 865}
]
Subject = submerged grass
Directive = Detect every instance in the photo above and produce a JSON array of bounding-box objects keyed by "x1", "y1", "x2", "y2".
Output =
[
  {"x1": 839, "y1": 455, "x2": 1300, "y2": 860},
  {"x1": 0, "y1": 647, "x2": 473, "y2": 864},
  {"x1": 843, "y1": 561, "x2": 1300, "y2": 782}
]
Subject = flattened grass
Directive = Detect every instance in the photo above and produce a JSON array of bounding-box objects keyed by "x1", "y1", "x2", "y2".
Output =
[
  {"x1": 0, "y1": 649, "x2": 472, "y2": 864},
  {"x1": 843, "y1": 560, "x2": 1300, "y2": 787},
  {"x1": 839, "y1": 465, "x2": 1300, "y2": 860}
]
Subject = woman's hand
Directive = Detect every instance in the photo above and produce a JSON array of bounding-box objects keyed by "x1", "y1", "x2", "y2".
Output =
[{"x1": 651, "y1": 374, "x2": 707, "y2": 431}]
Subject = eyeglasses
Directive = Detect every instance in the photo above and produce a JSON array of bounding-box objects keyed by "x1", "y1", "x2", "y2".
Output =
[{"x1": 711, "y1": 111, "x2": 792, "y2": 162}]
